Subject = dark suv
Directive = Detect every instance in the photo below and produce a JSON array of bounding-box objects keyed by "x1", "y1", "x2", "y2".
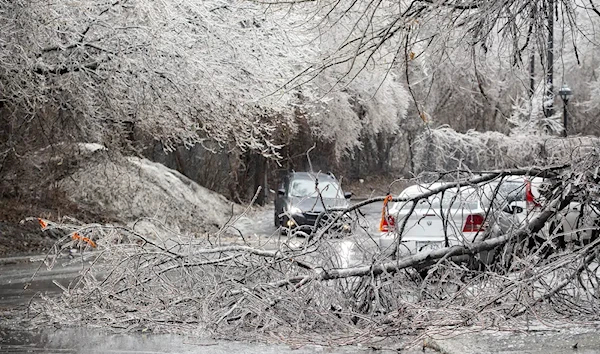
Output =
[{"x1": 274, "y1": 171, "x2": 352, "y2": 230}]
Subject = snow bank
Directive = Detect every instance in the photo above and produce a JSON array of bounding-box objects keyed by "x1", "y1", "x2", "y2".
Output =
[
  {"x1": 59, "y1": 152, "x2": 238, "y2": 235},
  {"x1": 77, "y1": 143, "x2": 107, "y2": 153}
]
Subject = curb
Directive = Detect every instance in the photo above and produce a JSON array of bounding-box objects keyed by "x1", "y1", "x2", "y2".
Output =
[{"x1": 0, "y1": 254, "x2": 47, "y2": 265}]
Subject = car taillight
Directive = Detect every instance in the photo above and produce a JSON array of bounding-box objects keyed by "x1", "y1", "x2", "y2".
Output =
[
  {"x1": 380, "y1": 214, "x2": 396, "y2": 232},
  {"x1": 463, "y1": 214, "x2": 485, "y2": 232},
  {"x1": 525, "y1": 180, "x2": 541, "y2": 211}
]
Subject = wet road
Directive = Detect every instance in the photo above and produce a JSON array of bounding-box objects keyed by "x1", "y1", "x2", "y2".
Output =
[
  {"x1": 1, "y1": 328, "x2": 417, "y2": 354},
  {"x1": 0, "y1": 200, "x2": 384, "y2": 303},
  {"x1": 0, "y1": 254, "x2": 95, "y2": 307},
  {"x1": 230, "y1": 200, "x2": 385, "y2": 268}
]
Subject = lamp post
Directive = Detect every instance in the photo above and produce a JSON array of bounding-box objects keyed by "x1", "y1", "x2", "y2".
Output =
[{"x1": 558, "y1": 84, "x2": 573, "y2": 137}]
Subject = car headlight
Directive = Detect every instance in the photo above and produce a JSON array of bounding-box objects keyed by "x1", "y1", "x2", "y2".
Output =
[{"x1": 288, "y1": 206, "x2": 303, "y2": 215}]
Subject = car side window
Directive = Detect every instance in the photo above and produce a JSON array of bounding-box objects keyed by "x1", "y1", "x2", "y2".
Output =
[
  {"x1": 481, "y1": 181, "x2": 525, "y2": 208},
  {"x1": 283, "y1": 177, "x2": 290, "y2": 196}
]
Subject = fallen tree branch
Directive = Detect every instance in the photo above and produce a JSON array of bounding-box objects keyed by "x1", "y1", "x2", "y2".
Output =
[{"x1": 30, "y1": 161, "x2": 600, "y2": 346}]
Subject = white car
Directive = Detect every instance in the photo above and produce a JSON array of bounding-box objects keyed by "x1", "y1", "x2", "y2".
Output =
[
  {"x1": 378, "y1": 182, "x2": 492, "y2": 259},
  {"x1": 378, "y1": 177, "x2": 597, "y2": 263}
]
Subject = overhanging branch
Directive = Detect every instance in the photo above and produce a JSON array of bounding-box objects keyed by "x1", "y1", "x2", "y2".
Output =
[{"x1": 34, "y1": 62, "x2": 100, "y2": 76}]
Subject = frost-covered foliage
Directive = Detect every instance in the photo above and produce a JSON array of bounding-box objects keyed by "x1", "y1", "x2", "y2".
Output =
[
  {"x1": 506, "y1": 85, "x2": 558, "y2": 135},
  {"x1": 413, "y1": 127, "x2": 600, "y2": 174},
  {"x1": 263, "y1": 0, "x2": 600, "y2": 143},
  {"x1": 0, "y1": 0, "x2": 412, "y2": 164},
  {"x1": 301, "y1": 70, "x2": 410, "y2": 159},
  {"x1": 266, "y1": 0, "x2": 578, "y2": 87},
  {"x1": 268, "y1": 0, "x2": 413, "y2": 159},
  {"x1": 588, "y1": 72, "x2": 600, "y2": 113},
  {"x1": 58, "y1": 148, "x2": 237, "y2": 234},
  {"x1": 575, "y1": 41, "x2": 600, "y2": 134}
]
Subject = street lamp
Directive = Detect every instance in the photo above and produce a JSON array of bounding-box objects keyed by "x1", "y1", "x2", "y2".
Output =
[{"x1": 558, "y1": 83, "x2": 573, "y2": 137}]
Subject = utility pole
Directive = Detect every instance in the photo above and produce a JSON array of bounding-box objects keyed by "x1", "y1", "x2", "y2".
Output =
[{"x1": 545, "y1": 0, "x2": 554, "y2": 118}]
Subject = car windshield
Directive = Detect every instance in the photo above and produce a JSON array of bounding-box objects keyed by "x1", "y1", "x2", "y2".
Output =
[{"x1": 290, "y1": 180, "x2": 343, "y2": 199}]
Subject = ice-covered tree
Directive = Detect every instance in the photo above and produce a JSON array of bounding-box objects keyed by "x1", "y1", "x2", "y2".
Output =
[
  {"x1": 0, "y1": 0, "x2": 416, "y2": 195},
  {"x1": 0, "y1": 0, "x2": 319, "y2": 158},
  {"x1": 261, "y1": 0, "x2": 600, "y2": 136}
]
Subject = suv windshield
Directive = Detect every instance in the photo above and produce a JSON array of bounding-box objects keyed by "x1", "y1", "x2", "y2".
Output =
[{"x1": 290, "y1": 180, "x2": 343, "y2": 199}]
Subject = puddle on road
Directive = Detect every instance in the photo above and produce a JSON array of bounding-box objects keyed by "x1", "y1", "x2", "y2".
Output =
[
  {"x1": 0, "y1": 327, "x2": 407, "y2": 354},
  {"x1": 333, "y1": 239, "x2": 368, "y2": 268}
]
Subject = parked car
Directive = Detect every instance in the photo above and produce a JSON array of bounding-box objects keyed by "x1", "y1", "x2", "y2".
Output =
[
  {"x1": 378, "y1": 176, "x2": 598, "y2": 268},
  {"x1": 378, "y1": 182, "x2": 493, "y2": 262},
  {"x1": 274, "y1": 171, "x2": 352, "y2": 232}
]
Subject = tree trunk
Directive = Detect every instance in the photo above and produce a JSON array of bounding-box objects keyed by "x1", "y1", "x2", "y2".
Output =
[
  {"x1": 254, "y1": 154, "x2": 266, "y2": 206},
  {"x1": 407, "y1": 132, "x2": 415, "y2": 175}
]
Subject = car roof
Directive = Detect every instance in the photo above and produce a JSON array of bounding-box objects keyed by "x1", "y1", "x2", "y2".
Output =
[
  {"x1": 287, "y1": 171, "x2": 338, "y2": 181},
  {"x1": 401, "y1": 176, "x2": 546, "y2": 196},
  {"x1": 496, "y1": 176, "x2": 545, "y2": 183},
  {"x1": 399, "y1": 183, "x2": 482, "y2": 200},
  {"x1": 399, "y1": 182, "x2": 451, "y2": 197}
]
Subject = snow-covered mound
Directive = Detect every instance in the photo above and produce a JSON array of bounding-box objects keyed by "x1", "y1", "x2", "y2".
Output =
[{"x1": 59, "y1": 151, "x2": 237, "y2": 235}]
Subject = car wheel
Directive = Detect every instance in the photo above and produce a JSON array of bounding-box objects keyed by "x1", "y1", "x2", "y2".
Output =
[{"x1": 417, "y1": 267, "x2": 430, "y2": 280}]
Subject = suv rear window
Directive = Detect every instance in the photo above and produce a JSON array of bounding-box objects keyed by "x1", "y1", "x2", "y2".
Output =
[{"x1": 427, "y1": 189, "x2": 479, "y2": 209}]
